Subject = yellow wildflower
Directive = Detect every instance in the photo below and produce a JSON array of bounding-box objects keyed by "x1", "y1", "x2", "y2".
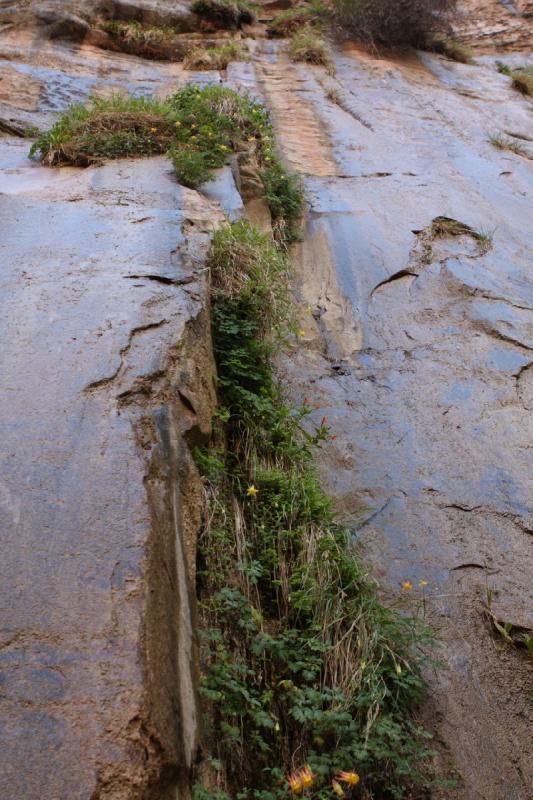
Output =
[
  {"x1": 331, "y1": 781, "x2": 344, "y2": 798},
  {"x1": 220, "y1": 144, "x2": 228, "y2": 151},
  {"x1": 150, "y1": 127, "x2": 157, "y2": 133},
  {"x1": 419, "y1": 579, "x2": 428, "y2": 587},
  {"x1": 297, "y1": 328, "x2": 306, "y2": 337},
  {"x1": 395, "y1": 663, "x2": 402, "y2": 675},
  {"x1": 402, "y1": 580, "x2": 413, "y2": 591},
  {"x1": 175, "y1": 120, "x2": 181, "y2": 127},
  {"x1": 301, "y1": 767, "x2": 315, "y2": 789},
  {"x1": 288, "y1": 773, "x2": 303, "y2": 795},
  {"x1": 336, "y1": 772, "x2": 360, "y2": 787},
  {"x1": 247, "y1": 485, "x2": 259, "y2": 498}
]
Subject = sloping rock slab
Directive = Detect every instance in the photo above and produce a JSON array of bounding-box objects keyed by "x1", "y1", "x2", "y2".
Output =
[{"x1": 0, "y1": 143, "x2": 222, "y2": 800}]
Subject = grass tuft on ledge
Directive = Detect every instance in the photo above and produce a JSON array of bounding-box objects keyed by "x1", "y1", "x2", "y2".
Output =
[
  {"x1": 289, "y1": 27, "x2": 333, "y2": 68},
  {"x1": 183, "y1": 41, "x2": 248, "y2": 69},
  {"x1": 193, "y1": 220, "x2": 447, "y2": 800},
  {"x1": 29, "y1": 86, "x2": 303, "y2": 246}
]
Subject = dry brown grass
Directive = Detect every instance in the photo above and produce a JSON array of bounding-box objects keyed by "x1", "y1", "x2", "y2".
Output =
[{"x1": 183, "y1": 41, "x2": 248, "y2": 69}]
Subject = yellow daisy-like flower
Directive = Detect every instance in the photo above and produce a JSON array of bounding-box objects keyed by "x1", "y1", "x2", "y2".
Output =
[
  {"x1": 219, "y1": 144, "x2": 228, "y2": 151},
  {"x1": 297, "y1": 328, "x2": 306, "y2": 337},
  {"x1": 402, "y1": 580, "x2": 413, "y2": 591},
  {"x1": 247, "y1": 485, "x2": 259, "y2": 498},
  {"x1": 336, "y1": 771, "x2": 360, "y2": 787}
]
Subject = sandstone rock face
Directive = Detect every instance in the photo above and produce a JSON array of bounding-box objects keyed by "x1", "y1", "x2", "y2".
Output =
[
  {"x1": 0, "y1": 14, "x2": 223, "y2": 800},
  {"x1": 1, "y1": 2, "x2": 532, "y2": 799},
  {"x1": 0, "y1": 142, "x2": 222, "y2": 799},
  {"x1": 261, "y1": 41, "x2": 533, "y2": 800},
  {"x1": 456, "y1": 0, "x2": 533, "y2": 50}
]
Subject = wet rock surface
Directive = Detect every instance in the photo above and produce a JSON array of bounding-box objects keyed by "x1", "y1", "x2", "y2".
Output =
[
  {"x1": 0, "y1": 2, "x2": 532, "y2": 799},
  {"x1": 270, "y1": 42, "x2": 533, "y2": 800}
]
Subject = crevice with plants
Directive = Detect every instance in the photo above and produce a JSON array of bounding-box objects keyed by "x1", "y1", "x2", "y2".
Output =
[{"x1": 192, "y1": 110, "x2": 449, "y2": 798}]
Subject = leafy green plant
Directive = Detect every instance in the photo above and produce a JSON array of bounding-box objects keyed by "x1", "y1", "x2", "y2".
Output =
[{"x1": 195, "y1": 219, "x2": 443, "y2": 800}]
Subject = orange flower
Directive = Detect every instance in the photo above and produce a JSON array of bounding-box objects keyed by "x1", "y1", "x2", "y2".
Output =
[
  {"x1": 288, "y1": 772, "x2": 303, "y2": 794},
  {"x1": 336, "y1": 771, "x2": 360, "y2": 786},
  {"x1": 301, "y1": 766, "x2": 315, "y2": 789},
  {"x1": 402, "y1": 580, "x2": 413, "y2": 591}
]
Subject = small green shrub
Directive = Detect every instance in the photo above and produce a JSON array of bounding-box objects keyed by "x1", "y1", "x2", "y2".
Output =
[
  {"x1": 333, "y1": 0, "x2": 457, "y2": 48},
  {"x1": 191, "y1": 0, "x2": 256, "y2": 28},
  {"x1": 289, "y1": 27, "x2": 333, "y2": 68},
  {"x1": 183, "y1": 41, "x2": 248, "y2": 69},
  {"x1": 432, "y1": 37, "x2": 474, "y2": 64},
  {"x1": 195, "y1": 220, "x2": 443, "y2": 800}
]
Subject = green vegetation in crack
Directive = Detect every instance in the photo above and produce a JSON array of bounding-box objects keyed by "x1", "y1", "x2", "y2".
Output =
[
  {"x1": 193, "y1": 220, "x2": 452, "y2": 800},
  {"x1": 29, "y1": 86, "x2": 303, "y2": 246}
]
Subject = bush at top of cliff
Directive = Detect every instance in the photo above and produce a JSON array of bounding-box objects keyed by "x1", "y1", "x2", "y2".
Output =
[
  {"x1": 334, "y1": 0, "x2": 457, "y2": 47},
  {"x1": 191, "y1": 0, "x2": 256, "y2": 29}
]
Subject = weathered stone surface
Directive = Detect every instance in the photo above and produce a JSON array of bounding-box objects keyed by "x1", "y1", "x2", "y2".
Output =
[
  {"x1": 259, "y1": 41, "x2": 533, "y2": 800},
  {"x1": 0, "y1": 140, "x2": 222, "y2": 799}
]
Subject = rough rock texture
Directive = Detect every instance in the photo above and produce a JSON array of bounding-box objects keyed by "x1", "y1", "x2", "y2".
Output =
[
  {"x1": 1, "y1": 2, "x2": 532, "y2": 799},
  {"x1": 0, "y1": 11, "x2": 226, "y2": 797},
  {"x1": 0, "y1": 140, "x2": 223, "y2": 799},
  {"x1": 456, "y1": 0, "x2": 533, "y2": 51},
  {"x1": 261, "y1": 40, "x2": 533, "y2": 800}
]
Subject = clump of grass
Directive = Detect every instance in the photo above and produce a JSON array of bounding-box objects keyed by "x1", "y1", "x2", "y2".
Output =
[
  {"x1": 98, "y1": 18, "x2": 187, "y2": 58},
  {"x1": 496, "y1": 62, "x2": 533, "y2": 96},
  {"x1": 183, "y1": 41, "x2": 248, "y2": 69},
  {"x1": 29, "y1": 95, "x2": 174, "y2": 166},
  {"x1": 431, "y1": 216, "x2": 493, "y2": 252},
  {"x1": 191, "y1": 0, "x2": 256, "y2": 29},
  {"x1": 194, "y1": 219, "x2": 443, "y2": 800},
  {"x1": 488, "y1": 132, "x2": 528, "y2": 156},
  {"x1": 289, "y1": 26, "x2": 333, "y2": 68},
  {"x1": 510, "y1": 66, "x2": 533, "y2": 96},
  {"x1": 325, "y1": 85, "x2": 341, "y2": 103},
  {"x1": 30, "y1": 86, "x2": 303, "y2": 246},
  {"x1": 268, "y1": 0, "x2": 328, "y2": 36},
  {"x1": 432, "y1": 37, "x2": 474, "y2": 64}
]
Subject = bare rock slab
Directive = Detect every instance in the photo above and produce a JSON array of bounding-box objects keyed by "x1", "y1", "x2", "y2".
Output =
[{"x1": 0, "y1": 143, "x2": 222, "y2": 799}]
